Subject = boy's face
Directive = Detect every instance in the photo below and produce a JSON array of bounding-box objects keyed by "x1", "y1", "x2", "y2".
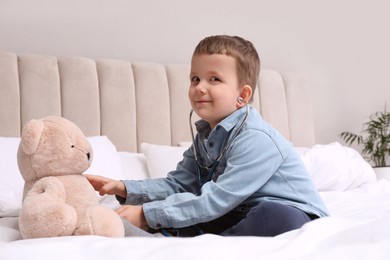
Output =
[{"x1": 189, "y1": 54, "x2": 242, "y2": 128}]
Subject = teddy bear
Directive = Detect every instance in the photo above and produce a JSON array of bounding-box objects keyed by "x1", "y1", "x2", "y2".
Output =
[{"x1": 17, "y1": 116, "x2": 125, "y2": 239}]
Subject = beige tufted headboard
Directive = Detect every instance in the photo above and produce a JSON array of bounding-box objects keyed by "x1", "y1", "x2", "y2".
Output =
[{"x1": 0, "y1": 51, "x2": 315, "y2": 152}]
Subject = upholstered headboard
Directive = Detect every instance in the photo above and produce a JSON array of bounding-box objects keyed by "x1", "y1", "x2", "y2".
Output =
[{"x1": 0, "y1": 51, "x2": 315, "y2": 152}]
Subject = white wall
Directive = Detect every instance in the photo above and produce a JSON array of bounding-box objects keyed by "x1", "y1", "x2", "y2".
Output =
[{"x1": 1, "y1": 0, "x2": 389, "y2": 145}]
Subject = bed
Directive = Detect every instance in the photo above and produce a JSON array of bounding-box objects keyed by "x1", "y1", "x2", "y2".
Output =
[{"x1": 1, "y1": 51, "x2": 390, "y2": 259}]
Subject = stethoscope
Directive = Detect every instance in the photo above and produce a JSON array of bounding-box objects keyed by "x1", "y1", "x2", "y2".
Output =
[{"x1": 189, "y1": 102, "x2": 250, "y2": 194}]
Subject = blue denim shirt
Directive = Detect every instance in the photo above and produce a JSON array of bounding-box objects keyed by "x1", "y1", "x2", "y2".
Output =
[{"x1": 121, "y1": 106, "x2": 329, "y2": 229}]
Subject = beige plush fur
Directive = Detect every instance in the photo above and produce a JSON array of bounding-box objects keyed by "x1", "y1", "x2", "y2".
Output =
[{"x1": 17, "y1": 116, "x2": 124, "y2": 239}]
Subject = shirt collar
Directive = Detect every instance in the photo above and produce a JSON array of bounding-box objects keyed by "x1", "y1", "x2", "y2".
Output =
[{"x1": 218, "y1": 106, "x2": 248, "y2": 132}]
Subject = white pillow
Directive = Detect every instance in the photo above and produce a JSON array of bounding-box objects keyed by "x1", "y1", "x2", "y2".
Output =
[
  {"x1": 117, "y1": 151, "x2": 149, "y2": 180},
  {"x1": 0, "y1": 136, "x2": 125, "y2": 216},
  {"x1": 84, "y1": 136, "x2": 124, "y2": 180},
  {"x1": 141, "y1": 143, "x2": 190, "y2": 179},
  {"x1": 0, "y1": 137, "x2": 24, "y2": 217},
  {"x1": 299, "y1": 142, "x2": 376, "y2": 191}
]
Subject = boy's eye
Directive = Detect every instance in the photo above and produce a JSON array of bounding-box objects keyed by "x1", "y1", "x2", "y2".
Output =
[
  {"x1": 191, "y1": 76, "x2": 200, "y2": 83},
  {"x1": 210, "y1": 76, "x2": 220, "y2": 82}
]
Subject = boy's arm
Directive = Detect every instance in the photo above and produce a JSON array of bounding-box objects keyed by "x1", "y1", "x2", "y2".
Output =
[
  {"x1": 116, "y1": 205, "x2": 149, "y2": 230},
  {"x1": 119, "y1": 147, "x2": 199, "y2": 205},
  {"x1": 84, "y1": 174, "x2": 127, "y2": 198}
]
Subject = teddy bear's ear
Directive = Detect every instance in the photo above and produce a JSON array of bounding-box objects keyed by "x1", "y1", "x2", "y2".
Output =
[{"x1": 20, "y1": 119, "x2": 45, "y2": 155}]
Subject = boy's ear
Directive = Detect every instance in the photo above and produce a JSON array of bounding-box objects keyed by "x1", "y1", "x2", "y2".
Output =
[{"x1": 237, "y1": 85, "x2": 252, "y2": 108}]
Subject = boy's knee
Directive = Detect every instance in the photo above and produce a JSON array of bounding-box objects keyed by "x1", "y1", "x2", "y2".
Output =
[{"x1": 247, "y1": 202, "x2": 310, "y2": 235}]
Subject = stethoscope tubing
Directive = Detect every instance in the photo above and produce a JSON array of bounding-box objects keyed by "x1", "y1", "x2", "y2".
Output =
[{"x1": 189, "y1": 105, "x2": 250, "y2": 193}]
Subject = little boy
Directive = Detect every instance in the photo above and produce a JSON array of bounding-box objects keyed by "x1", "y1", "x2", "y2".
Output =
[{"x1": 87, "y1": 35, "x2": 328, "y2": 237}]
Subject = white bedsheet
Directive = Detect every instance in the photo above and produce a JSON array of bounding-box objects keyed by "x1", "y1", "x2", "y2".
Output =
[{"x1": 1, "y1": 181, "x2": 390, "y2": 260}]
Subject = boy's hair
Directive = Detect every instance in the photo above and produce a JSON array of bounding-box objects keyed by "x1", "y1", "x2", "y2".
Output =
[{"x1": 193, "y1": 35, "x2": 260, "y2": 99}]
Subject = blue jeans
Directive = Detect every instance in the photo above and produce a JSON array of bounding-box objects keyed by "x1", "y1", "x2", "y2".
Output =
[
  {"x1": 196, "y1": 201, "x2": 316, "y2": 237},
  {"x1": 123, "y1": 201, "x2": 316, "y2": 237}
]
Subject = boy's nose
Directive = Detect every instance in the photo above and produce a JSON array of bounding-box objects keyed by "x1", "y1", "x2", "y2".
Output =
[{"x1": 194, "y1": 82, "x2": 207, "y2": 94}]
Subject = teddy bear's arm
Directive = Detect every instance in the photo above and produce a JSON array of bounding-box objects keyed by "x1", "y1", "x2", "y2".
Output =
[{"x1": 19, "y1": 176, "x2": 77, "y2": 239}]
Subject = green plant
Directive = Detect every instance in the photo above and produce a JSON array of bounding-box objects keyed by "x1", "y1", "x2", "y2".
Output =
[{"x1": 340, "y1": 107, "x2": 390, "y2": 167}]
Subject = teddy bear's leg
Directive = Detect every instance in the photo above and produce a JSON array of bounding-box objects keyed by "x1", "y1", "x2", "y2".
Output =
[
  {"x1": 75, "y1": 205, "x2": 125, "y2": 237},
  {"x1": 19, "y1": 177, "x2": 77, "y2": 239}
]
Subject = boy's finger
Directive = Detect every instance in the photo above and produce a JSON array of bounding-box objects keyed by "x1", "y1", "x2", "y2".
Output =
[
  {"x1": 84, "y1": 174, "x2": 97, "y2": 181},
  {"x1": 100, "y1": 181, "x2": 117, "y2": 195}
]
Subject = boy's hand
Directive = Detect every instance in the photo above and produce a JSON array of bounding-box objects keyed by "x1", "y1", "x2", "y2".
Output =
[
  {"x1": 116, "y1": 205, "x2": 149, "y2": 230},
  {"x1": 84, "y1": 174, "x2": 127, "y2": 198}
]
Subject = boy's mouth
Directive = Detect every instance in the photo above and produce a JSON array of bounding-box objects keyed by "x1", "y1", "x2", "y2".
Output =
[{"x1": 195, "y1": 100, "x2": 211, "y2": 103}]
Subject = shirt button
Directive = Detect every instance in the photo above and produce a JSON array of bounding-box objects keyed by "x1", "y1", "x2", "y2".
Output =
[{"x1": 208, "y1": 142, "x2": 214, "y2": 147}]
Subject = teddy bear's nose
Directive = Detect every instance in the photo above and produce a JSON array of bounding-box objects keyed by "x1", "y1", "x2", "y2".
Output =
[{"x1": 87, "y1": 152, "x2": 91, "y2": 161}]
